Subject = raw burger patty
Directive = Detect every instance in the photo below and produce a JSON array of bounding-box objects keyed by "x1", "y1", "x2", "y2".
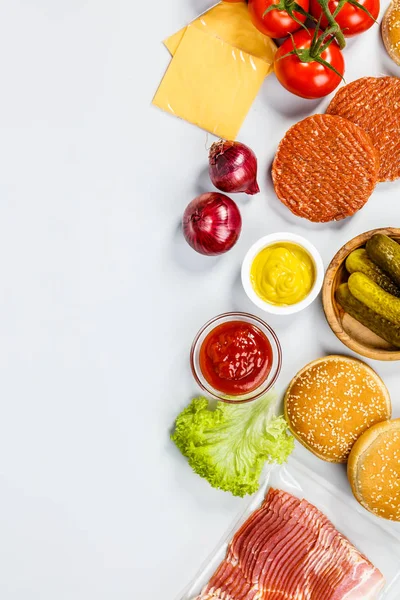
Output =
[
  {"x1": 272, "y1": 114, "x2": 379, "y2": 223},
  {"x1": 327, "y1": 76, "x2": 400, "y2": 182}
]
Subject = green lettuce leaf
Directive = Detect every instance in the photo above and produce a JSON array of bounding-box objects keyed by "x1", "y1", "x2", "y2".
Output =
[{"x1": 171, "y1": 392, "x2": 294, "y2": 497}]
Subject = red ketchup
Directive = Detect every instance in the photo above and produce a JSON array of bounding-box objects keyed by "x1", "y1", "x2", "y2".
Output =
[{"x1": 199, "y1": 321, "x2": 272, "y2": 396}]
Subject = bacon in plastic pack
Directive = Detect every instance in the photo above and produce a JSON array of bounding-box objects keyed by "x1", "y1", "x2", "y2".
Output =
[{"x1": 178, "y1": 457, "x2": 400, "y2": 600}]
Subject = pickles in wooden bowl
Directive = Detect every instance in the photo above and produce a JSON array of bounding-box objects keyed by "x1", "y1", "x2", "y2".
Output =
[{"x1": 322, "y1": 228, "x2": 400, "y2": 361}]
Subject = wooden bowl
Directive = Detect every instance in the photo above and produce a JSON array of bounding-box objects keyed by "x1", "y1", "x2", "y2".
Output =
[{"x1": 322, "y1": 227, "x2": 400, "y2": 361}]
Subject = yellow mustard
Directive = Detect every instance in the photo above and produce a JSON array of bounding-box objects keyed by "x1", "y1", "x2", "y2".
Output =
[{"x1": 250, "y1": 242, "x2": 315, "y2": 306}]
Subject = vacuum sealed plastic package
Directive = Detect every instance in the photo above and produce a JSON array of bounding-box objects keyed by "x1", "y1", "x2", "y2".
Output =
[
  {"x1": 179, "y1": 457, "x2": 400, "y2": 599},
  {"x1": 164, "y1": 1, "x2": 276, "y2": 64},
  {"x1": 153, "y1": 1, "x2": 276, "y2": 140},
  {"x1": 153, "y1": 26, "x2": 271, "y2": 140}
]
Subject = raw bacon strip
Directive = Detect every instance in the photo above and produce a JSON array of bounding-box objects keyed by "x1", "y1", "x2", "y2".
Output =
[
  {"x1": 203, "y1": 494, "x2": 288, "y2": 600},
  {"x1": 291, "y1": 523, "x2": 341, "y2": 598},
  {"x1": 196, "y1": 489, "x2": 384, "y2": 600},
  {"x1": 260, "y1": 502, "x2": 330, "y2": 597},
  {"x1": 228, "y1": 490, "x2": 287, "y2": 565},
  {"x1": 218, "y1": 493, "x2": 293, "y2": 599},
  {"x1": 236, "y1": 492, "x2": 300, "y2": 581},
  {"x1": 329, "y1": 548, "x2": 386, "y2": 599},
  {"x1": 229, "y1": 493, "x2": 302, "y2": 598},
  {"x1": 275, "y1": 521, "x2": 346, "y2": 598},
  {"x1": 257, "y1": 500, "x2": 324, "y2": 595}
]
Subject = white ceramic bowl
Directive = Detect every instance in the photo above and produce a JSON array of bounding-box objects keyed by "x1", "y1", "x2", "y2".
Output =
[{"x1": 241, "y1": 233, "x2": 324, "y2": 316}]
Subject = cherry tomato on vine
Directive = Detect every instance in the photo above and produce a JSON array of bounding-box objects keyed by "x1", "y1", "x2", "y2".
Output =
[
  {"x1": 248, "y1": 0, "x2": 310, "y2": 39},
  {"x1": 310, "y1": 0, "x2": 380, "y2": 36},
  {"x1": 274, "y1": 29, "x2": 345, "y2": 99}
]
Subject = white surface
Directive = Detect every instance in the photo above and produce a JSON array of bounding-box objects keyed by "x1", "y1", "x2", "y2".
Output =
[{"x1": 0, "y1": 2, "x2": 399, "y2": 600}]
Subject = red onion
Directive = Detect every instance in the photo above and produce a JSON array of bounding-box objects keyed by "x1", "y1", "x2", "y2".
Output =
[
  {"x1": 208, "y1": 140, "x2": 260, "y2": 195},
  {"x1": 182, "y1": 192, "x2": 242, "y2": 256}
]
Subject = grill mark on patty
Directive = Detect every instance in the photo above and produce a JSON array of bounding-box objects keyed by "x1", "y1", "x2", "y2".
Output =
[
  {"x1": 272, "y1": 114, "x2": 379, "y2": 223},
  {"x1": 327, "y1": 76, "x2": 400, "y2": 181}
]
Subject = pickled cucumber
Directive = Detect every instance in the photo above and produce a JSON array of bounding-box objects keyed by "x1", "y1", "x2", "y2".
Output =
[
  {"x1": 336, "y1": 283, "x2": 400, "y2": 348},
  {"x1": 348, "y1": 272, "x2": 400, "y2": 325},
  {"x1": 366, "y1": 234, "x2": 400, "y2": 287},
  {"x1": 345, "y1": 248, "x2": 400, "y2": 297}
]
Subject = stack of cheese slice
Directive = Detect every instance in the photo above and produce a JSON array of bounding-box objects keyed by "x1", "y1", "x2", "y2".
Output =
[{"x1": 152, "y1": 1, "x2": 276, "y2": 140}]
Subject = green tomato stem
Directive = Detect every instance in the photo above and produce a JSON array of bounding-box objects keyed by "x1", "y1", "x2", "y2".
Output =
[{"x1": 315, "y1": 0, "x2": 346, "y2": 48}]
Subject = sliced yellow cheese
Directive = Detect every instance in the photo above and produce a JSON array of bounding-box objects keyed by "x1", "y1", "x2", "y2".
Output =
[
  {"x1": 164, "y1": 1, "x2": 276, "y2": 65},
  {"x1": 153, "y1": 26, "x2": 271, "y2": 140}
]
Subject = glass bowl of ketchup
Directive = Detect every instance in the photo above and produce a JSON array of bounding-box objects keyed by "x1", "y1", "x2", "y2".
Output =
[{"x1": 190, "y1": 312, "x2": 282, "y2": 403}]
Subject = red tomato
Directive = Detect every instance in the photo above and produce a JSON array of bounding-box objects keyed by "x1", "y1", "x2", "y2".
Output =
[
  {"x1": 274, "y1": 29, "x2": 345, "y2": 98},
  {"x1": 248, "y1": 0, "x2": 309, "y2": 38},
  {"x1": 310, "y1": 0, "x2": 380, "y2": 36}
]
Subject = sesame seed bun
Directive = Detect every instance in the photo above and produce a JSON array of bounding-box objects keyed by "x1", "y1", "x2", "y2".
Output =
[
  {"x1": 382, "y1": 1, "x2": 400, "y2": 67},
  {"x1": 284, "y1": 355, "x2": 391, "y2": 463},
  {"x1": 348, "y1": 419, "x2": 400, "y2": 521}
]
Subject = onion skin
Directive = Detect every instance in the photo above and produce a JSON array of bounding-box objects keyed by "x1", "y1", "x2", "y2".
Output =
[
  {"x1": 209, "y1": 140, "x2": 260, "y2": 195},
  {"x1": 182, "y1": 193, "x2": 242, "y2": 256}
]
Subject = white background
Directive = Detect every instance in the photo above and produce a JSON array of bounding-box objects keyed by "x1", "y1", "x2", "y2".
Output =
[{"x1": 0, "y1": 1, "x2": 399, "y2": 599}]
